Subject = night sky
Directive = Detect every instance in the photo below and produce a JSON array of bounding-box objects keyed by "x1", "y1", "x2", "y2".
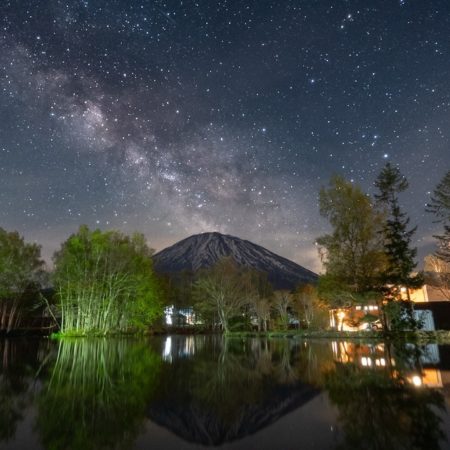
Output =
[{"x1": 1, "y1": 1, "x2": 449, "y2": 272}]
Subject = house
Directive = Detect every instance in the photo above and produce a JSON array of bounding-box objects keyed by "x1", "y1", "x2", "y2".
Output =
[
  {"x1": 164, "y1": 305, "x2": 197, "y2": 327},
  {"x1": 329, "y1": 305, "x2": 380, "y2": 332},
  {"x1": 329, "y1": 282, "x2": 450, "y2": 332}
]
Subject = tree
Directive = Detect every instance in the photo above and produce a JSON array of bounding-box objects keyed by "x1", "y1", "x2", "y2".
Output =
[
  {"x1": 272, "y1": 290, "x2": 292, "y2": 330},
  {"x1": 427, "y1": 170, "x2": 450, "y2": 263},
  {"x1": 193, "y1": 257, "x2": 250, "y2": 332},
  {"x1": 246, "y1": 270, "x2": 273, "y2": 332},
  {"x1": 292, "y1": 284, "x2": 328, "y2": 329},
  {"x1": 250, "y1": 298, "x2": 271, "y2": 332},
  {"x1": 374, "y1": 163, "x2": 423, "y2": 301},
  {"x1": 424, "y1": 254, "x2": 450, "y2": 301},
  {"x1": 160, "y1": 269, "x2": 195, "y2": 311},
  {"x1": 0, "y1": 228, "x2": 45, "y2": 333},
  {"x1": 317, "y1": 176, "x2": 386, "y2": 308},
  {"x1": 53, "y1": 225, "x2": 162, "y2": 335}
]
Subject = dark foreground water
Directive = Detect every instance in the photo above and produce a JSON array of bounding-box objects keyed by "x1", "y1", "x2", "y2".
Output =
[{"x1": 1, "y1": 336, "x2": 450, "y2": 450}]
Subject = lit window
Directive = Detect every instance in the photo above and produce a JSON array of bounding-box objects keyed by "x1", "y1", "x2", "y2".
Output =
[{"x1": 361, "y1": 357, "x2": 372, "y2": 367}]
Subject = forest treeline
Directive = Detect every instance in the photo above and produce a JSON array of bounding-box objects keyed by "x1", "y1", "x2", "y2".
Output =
[{"x1": 0, "y1": 164, "x2": 448, "y2": 336}]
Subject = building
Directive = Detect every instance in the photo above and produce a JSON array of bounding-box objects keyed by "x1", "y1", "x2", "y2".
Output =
[{"x1": 329, "y1": 282, "x2": 450, "y2": 332}]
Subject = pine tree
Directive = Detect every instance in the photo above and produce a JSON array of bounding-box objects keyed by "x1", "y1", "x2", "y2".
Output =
[
  {"x1": 374, "y1": 163, "x2": 423, "y2": 301},
  {"x1": 427, "y1": 170, "x2": 450, "y2": 263}
]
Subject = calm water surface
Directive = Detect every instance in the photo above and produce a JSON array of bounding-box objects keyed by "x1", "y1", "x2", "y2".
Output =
[{"x1": 1, "y1": 336, "x2": 450, "y2": 450}]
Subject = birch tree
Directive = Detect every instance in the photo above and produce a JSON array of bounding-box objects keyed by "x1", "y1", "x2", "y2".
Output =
[
  {"x1": 53, "y1": 226, "x2": 162, "y2": 335},
  {"x1": 193, "y1": 257, "x2": 250, "y2": 332},
  {"x1": 317, "y1": 176, "x2": 386, "y2": 308}
]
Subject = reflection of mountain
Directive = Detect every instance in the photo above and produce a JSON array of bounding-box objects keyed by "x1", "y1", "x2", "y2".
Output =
[
  {"x1": 147, "y1": 383, "x2": 318, "y2": 446},
  {"x1": 1, "y1": 337, "x2": 448, "y2": 449},
  {"x1": 146, "y1": 336, "x2": 320, "y2": 446}
]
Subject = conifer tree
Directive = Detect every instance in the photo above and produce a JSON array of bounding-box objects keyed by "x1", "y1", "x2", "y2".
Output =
[
  {"x1": 374, "y1": 163, "x2": 423, "y2": 300},
  {"x1": 427, "y1": 170, "x2": 450, "y2": 263}
]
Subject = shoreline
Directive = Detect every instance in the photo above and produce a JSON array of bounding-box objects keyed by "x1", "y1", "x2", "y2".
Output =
[{"x1": 2, "y1": 328, "x2": 450, "y2": 343}]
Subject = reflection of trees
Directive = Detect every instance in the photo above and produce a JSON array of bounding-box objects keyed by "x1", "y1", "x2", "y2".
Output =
[
  {"x1": 189, "y1": 337, "x2": 335, "y2": 410},
  {"x1": 293, "y1": 340, "x2": 335, "y2": 386},
  {"x1": 0, "y1": 340, "x2": 27, "y2": 441},
  {"x1": 325, "y1": 343, "x2": 446, "y2": 450},
  {"x1": 0, "y1": 339, "x2": 46, "y2": 442},
  {"x1": 37, "y1": 339, "x2": 161, "y2": 450},
  {"x1": 148, "y1": 336, "x2": 322, "y2": 445}
]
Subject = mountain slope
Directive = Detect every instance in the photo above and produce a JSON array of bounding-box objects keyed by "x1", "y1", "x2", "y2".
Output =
[{"x1": 153, "y1": 232, "x2": 317, "y2": 289}]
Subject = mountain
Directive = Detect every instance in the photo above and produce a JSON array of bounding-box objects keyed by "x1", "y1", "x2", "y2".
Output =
[{"x1": 153, "y1": 232, "x2": 317, "y2": 289}]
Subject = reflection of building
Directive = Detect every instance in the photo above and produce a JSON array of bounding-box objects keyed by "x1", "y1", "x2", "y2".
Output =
[
  {"x1": 162, "y1": 336, "x2": 198, "y2": 362},
  {"x1": 331, "y1": 341, "x2": 390, "y2": 367},
  {"x1": 331, "y1": 340, "x2": 447, "y2": 389}
]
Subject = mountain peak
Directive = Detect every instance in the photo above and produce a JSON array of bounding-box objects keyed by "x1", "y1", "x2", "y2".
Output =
[{"x1": 153, "y1": 232, "x2": 317, "y2": 289}]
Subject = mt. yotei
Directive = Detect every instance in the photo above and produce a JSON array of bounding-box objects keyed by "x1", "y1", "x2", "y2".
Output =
[{"x1": 153, "y1": 232, "x2": 317, "y2": 290}]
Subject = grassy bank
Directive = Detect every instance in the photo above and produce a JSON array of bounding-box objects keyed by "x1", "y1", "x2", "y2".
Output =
[
  {"x1": 19, "y1": 328, "x2": 450, "y2": 344},
  {"x1": 224, "y1": 329, "x2": 450, "y2": 343}
]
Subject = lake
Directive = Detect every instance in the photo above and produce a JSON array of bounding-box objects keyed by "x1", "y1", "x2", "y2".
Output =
[{"x1": 1, "y1": 335, "x2": 450, "y2": 450}]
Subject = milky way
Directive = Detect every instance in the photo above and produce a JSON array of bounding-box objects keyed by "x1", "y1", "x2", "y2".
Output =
[{"x1": 1, "y1": 1, "x2": 449, "y2": 271}]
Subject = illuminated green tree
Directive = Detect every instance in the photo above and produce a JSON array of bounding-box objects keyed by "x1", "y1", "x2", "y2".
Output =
[
  {"x1": 317, "y1": 176, "x2": 386, "y2": 309},
  {"x1": 53, "y1": 225, "x2": 162, "y2": 335}
]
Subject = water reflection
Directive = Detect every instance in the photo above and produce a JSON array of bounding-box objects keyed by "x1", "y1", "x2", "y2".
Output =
[
  {"x1": 151, "y1": 336, "x2": 321, "y2": 445},
  {"x1": 0, "y1": 339, "x2": 52, "y2": 444},
  {"x1": 327, "y1": 340, "x2": 446, "y2": 449},
  {"x1": 37, "y1": 339, "x2": 161, "y2": 450},
  {"x1": 331, "y1": 340, "x2": 445, "y2": 388},
  {"x1": 0, "y1": 337, "x2": 448, "y2": 449}
]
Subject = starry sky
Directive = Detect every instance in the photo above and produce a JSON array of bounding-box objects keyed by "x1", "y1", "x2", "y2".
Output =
[{"x1": 1, "y1": 0, "x2": 449, "y2": 272}]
